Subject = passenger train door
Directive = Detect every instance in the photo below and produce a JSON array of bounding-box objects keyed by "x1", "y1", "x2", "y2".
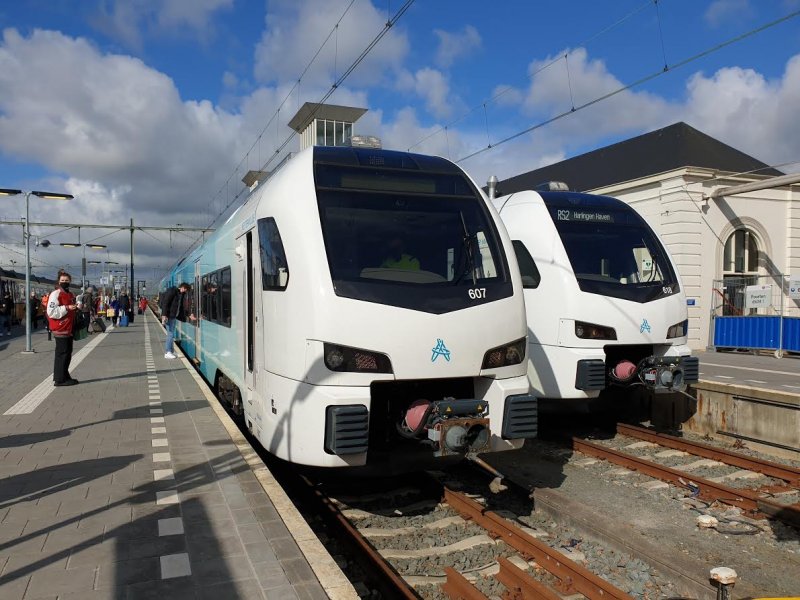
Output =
[
  {"x1": 238, "y1": 228, "x2": 262, "y2": 433},
  {"x1": 193, "y1": 258, "x2": 202, "y2": 361}
]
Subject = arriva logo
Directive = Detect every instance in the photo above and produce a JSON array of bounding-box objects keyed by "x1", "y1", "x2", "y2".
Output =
[
  {"x1": 431, "y1": 339, "x2": 451, "y2": 363},
  {"x1": 640, "y1": 318, "x2": 651, "y2": 334}
]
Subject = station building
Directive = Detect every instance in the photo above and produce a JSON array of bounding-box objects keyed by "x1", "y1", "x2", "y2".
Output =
[{"x1": 497, "y1": 122, "x2": 800, "y2": 351}]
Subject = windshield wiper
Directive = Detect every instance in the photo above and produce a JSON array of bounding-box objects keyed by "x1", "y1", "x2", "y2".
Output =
[{"x1": 453, "y1": 211, "x2": 477, "y2": 286}]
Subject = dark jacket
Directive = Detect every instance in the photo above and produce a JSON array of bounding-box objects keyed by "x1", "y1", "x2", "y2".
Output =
[
  {"x1": 160, "y1": 287, "x2": 186, "y2": 320},
  {"x1": 0, "y1": 294, "x2": 12, "y2": 316},
  {"x1": 118, "y1": 294, "x2": 131, "y2": 313}
]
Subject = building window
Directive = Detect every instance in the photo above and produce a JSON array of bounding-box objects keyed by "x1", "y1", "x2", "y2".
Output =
[
  {"x1": 721, "y1": 228, "x2": 759, "y2": 316},
  {"x1": 723, "y1": 229, "x2": 758, "y2": 274}
]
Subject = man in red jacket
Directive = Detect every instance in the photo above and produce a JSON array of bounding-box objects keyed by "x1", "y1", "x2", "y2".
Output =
[{"x1": 47, "y1": 270, "x2": 79, "y2": 386}]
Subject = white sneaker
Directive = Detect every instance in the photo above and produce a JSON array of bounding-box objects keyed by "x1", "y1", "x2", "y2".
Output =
[{"x1": 164, "y1": 352, "x2": 177, "y2": 359}]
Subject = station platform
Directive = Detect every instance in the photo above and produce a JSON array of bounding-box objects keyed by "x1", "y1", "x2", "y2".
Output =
[{"x1": 0, "y1": 313, "x2": 354, "y2": 600}]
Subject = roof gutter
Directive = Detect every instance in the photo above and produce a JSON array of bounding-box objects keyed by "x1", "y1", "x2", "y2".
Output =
[{"x1": 704, "y1": 172, "x2": 800, "y2": 200}]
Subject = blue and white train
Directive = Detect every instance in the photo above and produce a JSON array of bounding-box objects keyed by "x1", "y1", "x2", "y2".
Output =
[
  {"x1": 491, "y1": 186, "x2": 699, "y2": 405},
  {"x1": 161, "y1": 146, "x2": 537, "y2": 468}
]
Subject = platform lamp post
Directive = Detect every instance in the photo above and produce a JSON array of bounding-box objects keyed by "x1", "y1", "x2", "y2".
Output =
[{"x1": 0, "y1": 188, "x2": 74, "y2": 354}]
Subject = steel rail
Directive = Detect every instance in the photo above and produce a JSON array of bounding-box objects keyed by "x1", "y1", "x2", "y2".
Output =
[
  {"x1": 298, "y1": 476, "x2": 419, "y2": 600},
  {"x1": 442, "y1": 567, "x2": 488, "y2": 600},
  {"x1": 496, "y1": 556, "x2": 564, "y2": 600},
  {"x1": 443, "y1": 488, "x2": 634, "y2": 600},
  {"x1": 617, "y1": 423, "x2": 800, "y2": 485},
  {"x1": 571, "y1": 437, "x2": 800, "y2": 529}
]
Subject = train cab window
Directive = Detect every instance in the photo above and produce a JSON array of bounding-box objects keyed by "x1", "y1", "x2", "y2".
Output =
[
  {"x1": 257, "y1": 218, "x2": 289, "y2": 291},
  {"x1": 511, "y1": 241, "x2": 541, "y2": 289}
]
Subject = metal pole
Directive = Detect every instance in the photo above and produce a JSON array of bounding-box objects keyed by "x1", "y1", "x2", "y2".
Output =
[
  {"x1": 778, "y1": 273, "x2": 785, "y2": 358},
  {"x1": 23, "y1": 192, "x2": 32, "y2": 353},
  {"x1": 130, "y1": 218, "x2": 134, "y2": 322}
]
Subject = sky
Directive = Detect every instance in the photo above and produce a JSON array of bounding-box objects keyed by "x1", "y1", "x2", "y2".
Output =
[{"x1": 0, "y1": 0, "x2": 799, "y2": 288}]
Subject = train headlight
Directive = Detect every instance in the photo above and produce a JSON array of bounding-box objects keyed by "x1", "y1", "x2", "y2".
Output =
[
  {"x1": 481, "y1": 338, "x2": 526, "y2": 369},
  {"x1": 666, "y1": 320, "x2": 688, "y2": 339},
  {"x1": 574, "y1": 321, "x2": 617, "y2": 340},
  {"x1": 323, "y1": 343, "x2": 393, "y2": 373}
]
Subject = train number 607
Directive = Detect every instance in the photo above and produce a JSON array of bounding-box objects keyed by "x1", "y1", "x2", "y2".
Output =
[{"x1": 468, "y1": 288, "x2": 487, "y2": 300}]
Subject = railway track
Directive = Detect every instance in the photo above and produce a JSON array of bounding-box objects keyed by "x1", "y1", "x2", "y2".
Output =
[
  {"x1": 571, "y1": 423, "x2": 800, "y2": 529},
  {"x1": 296, "y1": 467, "x2": 687, "y2": 600}
]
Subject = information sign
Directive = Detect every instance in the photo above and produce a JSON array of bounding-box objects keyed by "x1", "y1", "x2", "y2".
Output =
[
  {"x1": 789, "y1": 276, "x2": 800, "y2": 300},
  {"x1": 744, "y1": 285, "x2": 772, "y2": 309}
]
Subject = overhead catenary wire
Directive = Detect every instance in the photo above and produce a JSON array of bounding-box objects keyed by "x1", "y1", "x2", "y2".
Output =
[
  {"x1": 456, "y1": 9, "x2": 800, "y2": 164},
  {"x1": 203, "y1": 0, "x2": 358, "y2": 225},
  {"x1": 407, "y1": 0, "x2": 653, "y2": 152},
  {"x1": 198, "y1": 0, "x2": 416, "y2": 236}
]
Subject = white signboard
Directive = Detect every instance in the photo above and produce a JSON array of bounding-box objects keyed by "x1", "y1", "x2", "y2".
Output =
[
  {"x1": 100, "y1": 277, "x2": 108, "y2": 285},
  {"x1": 114, "y1": 283, "x2": 121, "y2": 291},
  {"x1": 789, "y1": 276, "x2": 800, "y2": 300},
  {"x1": 744, "y1": 284, "x2": 772, "y2": 309}
]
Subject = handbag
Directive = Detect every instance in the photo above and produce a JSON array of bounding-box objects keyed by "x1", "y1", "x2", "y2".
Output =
[{"x1": 73, "y1": 312, "x2": 89, "y2": 340}]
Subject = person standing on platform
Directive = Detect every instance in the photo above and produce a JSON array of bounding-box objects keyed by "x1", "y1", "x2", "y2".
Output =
[
  {"x1": 41, "y1": 292, "x2": 51, "y2": 340},
  {"x1": 159, "y1": 282, "x2": 195, "y2": 359},
  {"x1": 29, "y1": 291, "x2": 40, "y2": 329},
  {"x1": 0, "y1": 290, "x2": 13, "y2": 336},
  {"x1": 79, "y1": 287, "x2": 95, "y2": 335},
  {"x1": 47, "y1": 270, "x2": 79, "y2": 386},
  {"x1": 110, "y1": 296, "x2": 119, "y2": 326},
  {"x1": 118, "y1": 292, "x2": 131, "y2": 322}
]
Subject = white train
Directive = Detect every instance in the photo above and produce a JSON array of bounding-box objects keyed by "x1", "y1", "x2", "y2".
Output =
[
  {"x1": 491, "y1": 186, "x2": 698, "y2": 404},
  {"x1": 162, "y1": 146, "x2": 537, "y2": 469}
]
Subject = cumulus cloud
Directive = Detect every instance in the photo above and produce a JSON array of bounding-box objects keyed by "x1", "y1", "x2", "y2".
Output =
[
  {"x1": 253, "y1": 0, "x2": 409, "y2": 88},
  {"x1": 434, "y1": 25, "x2": 481, "y2": 68},
  {"x1": 90, "y1": 0, "x2": 233, "y2": 50},
  {"x1": 682, "y1": 56, "x2": 800, "y2": 169},
  {"x1": 0, "y1": 25, "x2": 294, "y2": 260},
  {"x1": 704, "y1": 0, "x2": 754, "y2": 27},
  {"x1": 396, "y1": 67, "x2": 461, "y2": 120}
]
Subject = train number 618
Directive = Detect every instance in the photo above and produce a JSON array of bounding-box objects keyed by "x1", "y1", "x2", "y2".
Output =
[{"x1": 468, "y1": 288, "x2": 487, "y2": 300}]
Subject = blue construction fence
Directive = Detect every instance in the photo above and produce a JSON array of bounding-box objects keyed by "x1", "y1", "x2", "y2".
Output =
[
  {"x1": 712, "y1": 275, "x2": 800, "y2": 353},
  {"x1": 713, "y1": 315, "x2": 800, "y2": 352}
]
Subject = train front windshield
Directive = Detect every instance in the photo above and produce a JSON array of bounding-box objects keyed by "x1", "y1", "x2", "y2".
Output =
[
  {"x1": 543, "y1": 192, "x2": 679, "y2": 303},
  {"x1": 314, "y1": 150, "x2": 512, "y2": 314}
]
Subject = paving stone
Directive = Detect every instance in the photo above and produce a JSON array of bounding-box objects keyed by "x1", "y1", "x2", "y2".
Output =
[
  {"x1": 25, "y1": 563, "x2": 98, "y2": 597},
  {"x1": 0, "y1": 320, "x2": 334, "y2": 600}
]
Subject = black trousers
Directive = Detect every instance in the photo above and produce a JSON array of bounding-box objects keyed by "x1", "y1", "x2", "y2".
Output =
[{"x1": 53, "y1": 335, "x2": 74, "y2": 384}]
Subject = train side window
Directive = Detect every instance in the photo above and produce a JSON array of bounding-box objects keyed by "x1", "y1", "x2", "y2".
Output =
[
  {"x1": 220, "y1": 267, "x2": 231, "y2": 327},
  {"x1": 208, "y1": 272, "x2": 219, "y2": 322},
  {"x1": 257, "y1": 218, "x2": 289, "y2": 291},
  {"x1": 512, "y1": 240, "x2": 541, "y2": 289},
  {"x1": 200, "y1": 275, "x2": 209, "y2": 319}
]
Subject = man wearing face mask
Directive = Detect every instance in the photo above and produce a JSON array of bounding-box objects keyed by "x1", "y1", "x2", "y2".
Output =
[{"x1": 47, "y1": 270, "x2": 79, "y2": 386}]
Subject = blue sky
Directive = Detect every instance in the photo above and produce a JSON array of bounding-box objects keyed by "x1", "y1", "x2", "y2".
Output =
[{"x1": 1, "y1": 0, "x2": 799, "y2": 282}]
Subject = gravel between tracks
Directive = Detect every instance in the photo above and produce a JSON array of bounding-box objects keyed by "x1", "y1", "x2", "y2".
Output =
[{"x1": 484, "y1": 438, "x2": 800, "y2": 597}]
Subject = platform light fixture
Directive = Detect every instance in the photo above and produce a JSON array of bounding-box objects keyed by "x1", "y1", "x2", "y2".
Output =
[{"x1": 0, "y1": 188, "x2": 74, "y2": 353}]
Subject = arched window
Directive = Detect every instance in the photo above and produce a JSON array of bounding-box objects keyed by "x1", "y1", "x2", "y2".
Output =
[
  {"x1": 722, "y1": 229, "x2": 758, "y2": 275},
  {"x1": 721, "y1": 229, "x2": 759, "y2": 315}
]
